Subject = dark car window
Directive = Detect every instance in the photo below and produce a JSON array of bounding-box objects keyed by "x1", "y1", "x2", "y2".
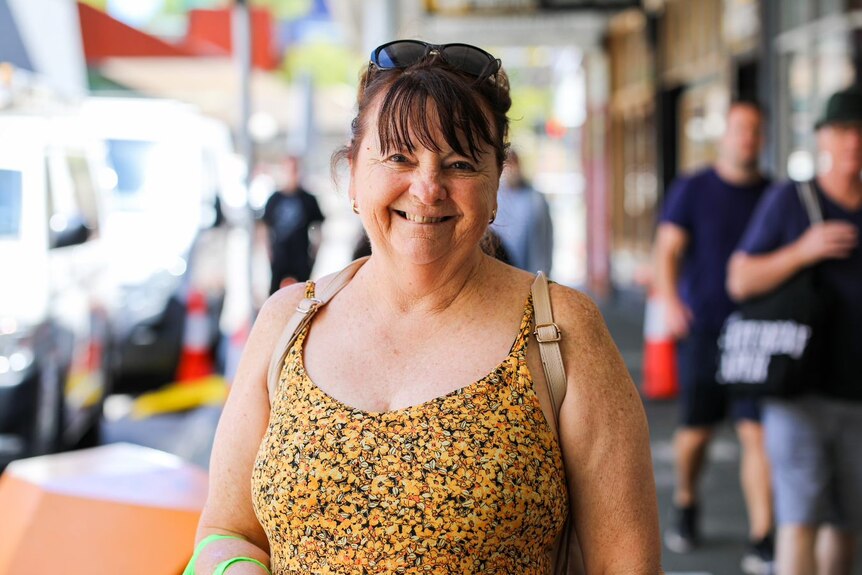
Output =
[{"x1": 0, "y1": 169, "x2": 23, "y2": 238}]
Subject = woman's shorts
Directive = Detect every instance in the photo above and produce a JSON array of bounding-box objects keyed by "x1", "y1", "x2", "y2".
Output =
[{"x1": 764, "y1": 395, "x2": 862, "y2": 530}]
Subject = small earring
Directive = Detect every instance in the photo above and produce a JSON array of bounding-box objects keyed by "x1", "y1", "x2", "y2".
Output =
[
  {"x1": 488, "y1": 209, "x2": 497, "y2": 224},
  {"x1": 351, "y1": 199, "x2": 360, "y2": 214}
]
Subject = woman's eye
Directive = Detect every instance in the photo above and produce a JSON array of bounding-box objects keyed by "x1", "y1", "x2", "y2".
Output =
[
  {"x1": 387, "y1": 154, "x2": 409, "y2": 163},
  {"x1": 450, "y1": 161, "x2": 475, "y2": 171}
]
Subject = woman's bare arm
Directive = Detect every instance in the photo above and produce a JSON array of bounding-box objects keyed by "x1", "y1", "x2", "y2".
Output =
[
  {"x1": 552, "y1": 285, "x2": 662, "y2": 574},
  {"x1": 191, "y1": 282, "x2": 307, "y2": 574}
]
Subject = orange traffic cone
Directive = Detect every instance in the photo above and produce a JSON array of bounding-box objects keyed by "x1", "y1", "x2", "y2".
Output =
[
  {"x1": 641, "y1": 296, "x2": 679, "y2": 400},
  {"x1": 131, "y1": 290, "x2": 227, "y2": 419},
  {"x1": 176, "y1": 290, "x2": 215, "y2": 384}
]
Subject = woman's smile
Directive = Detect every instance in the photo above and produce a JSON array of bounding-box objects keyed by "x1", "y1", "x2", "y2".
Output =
[{"x1": 393, "y1": 209, "x2": 455, "y2": 224}]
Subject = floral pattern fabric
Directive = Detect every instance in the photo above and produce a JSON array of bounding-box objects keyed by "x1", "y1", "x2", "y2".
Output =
[{"x1": 252, "y1": 283, "x2": 568, "y2": 574}]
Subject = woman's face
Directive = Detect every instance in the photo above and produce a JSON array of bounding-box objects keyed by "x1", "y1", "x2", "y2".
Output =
[{"x1": 349, "y1": 99, "x2": 501, "y2": 267}]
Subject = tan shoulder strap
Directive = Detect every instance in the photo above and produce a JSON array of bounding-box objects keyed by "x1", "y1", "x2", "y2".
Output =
[
  {"x1": 531, "y1": 271, "x2": 567, "y2": 429},
  {"x1": 266, "y1": 257, "x2": 369, "y2": 404},
  {"x1": 531, "y1": 272, "x2": 585, "y2": 575}
]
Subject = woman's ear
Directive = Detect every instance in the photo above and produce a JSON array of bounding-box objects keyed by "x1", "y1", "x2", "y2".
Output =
[{"x1": 347, "y1": 160, "x2": 356, "y2": 205}]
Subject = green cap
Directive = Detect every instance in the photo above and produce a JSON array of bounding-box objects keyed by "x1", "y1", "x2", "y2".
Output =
[{"x1": 816, "y1": 87, "x2": 862, "y2": 130}]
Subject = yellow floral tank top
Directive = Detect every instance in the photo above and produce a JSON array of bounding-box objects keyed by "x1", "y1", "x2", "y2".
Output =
[{"x1": 252, "y1": 283, "x2": 568, "y2": 574}]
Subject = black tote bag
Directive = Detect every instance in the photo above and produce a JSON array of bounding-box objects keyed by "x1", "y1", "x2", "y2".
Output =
[{"x1": 717, "y1": 181, "x2": 827, "y2": 398}]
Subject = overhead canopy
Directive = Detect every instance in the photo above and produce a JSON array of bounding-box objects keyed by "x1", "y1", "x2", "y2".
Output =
[{"x1": 96, "y1": 56, "x2": 354, "y2": 135}]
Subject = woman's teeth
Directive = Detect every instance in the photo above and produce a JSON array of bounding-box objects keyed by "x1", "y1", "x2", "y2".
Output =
[{"x1": 398, "y1": 211, "x2": 446, "y2": 223}]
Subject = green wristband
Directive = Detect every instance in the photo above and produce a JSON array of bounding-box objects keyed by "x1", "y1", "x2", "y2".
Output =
[
  {"x1": 182, "y1": 534, "x2": 246, "y2": 575},
  {"x1": 213, "y1": 556, "x2": 272, "y2": 575}
]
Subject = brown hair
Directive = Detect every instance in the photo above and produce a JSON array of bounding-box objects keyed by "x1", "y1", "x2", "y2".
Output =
[{"x1": 333, "y1": 53, "x2": 512, "y2": 175}]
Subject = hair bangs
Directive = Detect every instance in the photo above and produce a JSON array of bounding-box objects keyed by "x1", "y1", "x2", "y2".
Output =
[{"x1": 376, "y1": 69, "x2": 497, "y2": 162}]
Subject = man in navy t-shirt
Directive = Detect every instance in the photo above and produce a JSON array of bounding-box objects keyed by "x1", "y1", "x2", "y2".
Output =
[
  {"x1": 728, "y1": 88, "x2": 862, "y2": 575},
  {"x1": 654, "y1": 101, "x2": 774, "y2": 570}
]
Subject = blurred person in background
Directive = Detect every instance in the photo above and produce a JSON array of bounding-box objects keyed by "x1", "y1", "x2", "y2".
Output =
[
  {"x1": 490, "y1": 148, "x2": 553, "y2": 274},
  {"x1": 728, "y1": 87, "x2": 862, "y2": 575},
  {"x1": 654, "y1": 100, "x2": 774, "y2": 572},
  {"x1": 188, "y1": 40, "x2": 660, "y2": 575},
  {"x1": 261, "y1": 155, "x2": 325, "y2": 294}
]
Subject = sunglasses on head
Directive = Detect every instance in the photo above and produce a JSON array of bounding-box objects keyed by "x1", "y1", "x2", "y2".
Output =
[{"x1": 369, "y1": 40, "x2": 501, "y2": 79}]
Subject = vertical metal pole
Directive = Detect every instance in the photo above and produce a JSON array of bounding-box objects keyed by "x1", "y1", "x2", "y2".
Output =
[
  {"x1": 760, "y1": 0, "x2": 780, "y2": 177},
  {"x1": 583, "y1": 48, "x2": 612, "y2": 300},
  {"x1": 362, "y1": 0, "x2": 399, "y2": 57},
  {"x1": 222, "y1": 0, "x2": 256, "y2": 376},
  {"x1": 233, "y1": 0, "x2": 253, "y2": 185}
]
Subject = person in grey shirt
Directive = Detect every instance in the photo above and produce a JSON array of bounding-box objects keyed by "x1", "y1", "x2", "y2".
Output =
[{"x1": 491, "y1": 149, "x2": 553, "y2": 274}]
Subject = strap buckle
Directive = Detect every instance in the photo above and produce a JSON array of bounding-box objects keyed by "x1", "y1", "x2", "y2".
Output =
[
  {"x1": 534, "y1": 322, "x2": 561, "y2": 343},
  {"x1": 296, "y1": 298, "x2": 323, "y2": 314}
]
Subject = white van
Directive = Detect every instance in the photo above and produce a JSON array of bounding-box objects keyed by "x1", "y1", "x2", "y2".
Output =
[
  {"x1": 79, "y1": 98, "x2": 229, "y2": 390},
  {"x1": 0, "y1": 113, "x2": 112, "y2": 464}
]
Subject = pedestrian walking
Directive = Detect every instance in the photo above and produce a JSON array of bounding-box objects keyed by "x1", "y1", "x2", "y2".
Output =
[
  {"x1": 727, "y1": 87, "x2": 862, "y2": 575},
  {"x1": 261, "y1": 155, "x2": 325, "y2": 294},
  {"x1": 491, "y1": 148, "x2": 553, "y2": 274},
  {"x1": 653, "y1": 101, "x2": 775, "y2": 573},
  {"x1": 186, "y1": 39, "x2": 660, "y2": 575}
]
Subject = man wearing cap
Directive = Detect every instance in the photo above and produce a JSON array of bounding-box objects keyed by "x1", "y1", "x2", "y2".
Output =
[{"x1": 728, "y1": 87, "x2": 862, "y2": 575}]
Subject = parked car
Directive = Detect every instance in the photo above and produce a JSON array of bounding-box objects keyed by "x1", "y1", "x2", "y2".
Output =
[
  {"x1": 0, "y1": 112, "x2": 113, "y2": 467},
  {"x1": 79, "y1": 98, "x2": 230, "y2": 392}
]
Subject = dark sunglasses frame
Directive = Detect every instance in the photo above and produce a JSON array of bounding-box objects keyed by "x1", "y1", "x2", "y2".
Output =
[{"x1": 369, "y1": 40, "x2": 501, "y2": 80}]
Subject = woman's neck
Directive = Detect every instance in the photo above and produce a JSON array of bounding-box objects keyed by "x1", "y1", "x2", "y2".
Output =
[{"x1": 357, "y1": 250, "x2": 489, "y2": 317}]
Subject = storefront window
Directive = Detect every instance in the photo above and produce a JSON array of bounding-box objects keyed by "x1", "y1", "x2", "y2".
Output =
[
  {"x1": 678, "y1": 82, "x2": 726, "y2": 173},
  {"x1": 777, "y1": 24, "x2": 858, "y2": 178},
  {"x1": 819, "y1": 0, "x2": 846, "y2": 16},
  {"x1": 780, "y1": 0, "x2": 811, "y2": 32},
  {"x1": 816, "y1": 35, "x2": 854, "y2": 99}
]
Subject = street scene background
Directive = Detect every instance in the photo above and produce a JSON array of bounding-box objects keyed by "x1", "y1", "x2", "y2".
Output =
[{"x1": 1, "y1": 0, "x2": 861, "y2": 574}]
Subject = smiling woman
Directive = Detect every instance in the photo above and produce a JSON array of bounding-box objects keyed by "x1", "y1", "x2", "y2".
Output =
[{"x1": 188, "y1": 39, "x2": 661, "y2": 575}]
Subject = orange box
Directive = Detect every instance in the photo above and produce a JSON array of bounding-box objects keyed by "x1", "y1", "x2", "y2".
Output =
[{"x1": 0, "y1": 443, "x2": 207, "y2": 575}]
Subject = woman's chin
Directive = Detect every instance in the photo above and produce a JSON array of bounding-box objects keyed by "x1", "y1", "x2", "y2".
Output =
[{"x1": 384, "y1": 239, "x2": 456, "y2": 267}]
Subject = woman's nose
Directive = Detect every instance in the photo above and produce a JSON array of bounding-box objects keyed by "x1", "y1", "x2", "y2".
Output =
[{"x1": 410, "y1": 166, "x2": 447, "y2": 203}]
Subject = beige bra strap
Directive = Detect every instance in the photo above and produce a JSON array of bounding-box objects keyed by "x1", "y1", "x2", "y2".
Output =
[
  {"x1": 531, "y1": 271, "x2": 567, "y2": 430},
  {"x1": 266, "y1": 257, "x2": 369, "y2": 404}
]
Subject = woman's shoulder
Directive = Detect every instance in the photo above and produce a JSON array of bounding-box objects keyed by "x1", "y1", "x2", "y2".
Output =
[
  {"x1": 545, "y1": 283, "x2": 623, "y2": 383},
  {"x1": 260, "y1": 263, "x2": 356, "y2": 321},
  {"x1": 546, "y1": 284, "x2": 642, "y2": 428},
  {"x1": 254, "y1": 282, "x2": 310, "y2": 345},
  {"x1": 547, "y1": 282, "x2": 603, "y2": 332},
  {"x1": 487, "y1": 263, "x2": 602, "y2": 332}
]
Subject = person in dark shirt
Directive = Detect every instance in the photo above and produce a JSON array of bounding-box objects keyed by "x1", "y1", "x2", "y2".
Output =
[
  {"x1": 728, "y1": 87, "x2": 862, "y2": 575},
  {"x1": 262, "y1": 156, "x2": 325, "y2": 294},
  {"x1": 654, "y1": 101, "x2": 774, "y2": 571}
]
